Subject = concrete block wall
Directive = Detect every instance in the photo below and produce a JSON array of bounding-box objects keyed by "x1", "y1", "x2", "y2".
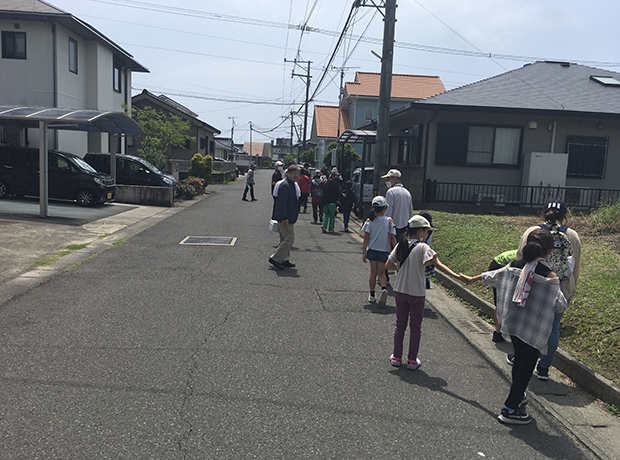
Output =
[{"x1": 115, "y1": 185, "x2": 174, "y2": 207}]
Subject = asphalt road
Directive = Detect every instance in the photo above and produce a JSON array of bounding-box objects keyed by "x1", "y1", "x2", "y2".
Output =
[{"x1": 0, "y1": 170, "x2": 598, "y2": 459}]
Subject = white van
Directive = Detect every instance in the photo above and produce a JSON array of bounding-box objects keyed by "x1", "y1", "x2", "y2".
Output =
[{"x1": 351, "y1": 167, "x2": 374, "y2": 204}]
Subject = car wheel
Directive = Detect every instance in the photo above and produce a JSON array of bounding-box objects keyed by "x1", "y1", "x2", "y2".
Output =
[
  {"x1": 0, "y1": 180, "x2": 9, "y2": 199},
  {"x1": 76, "y1": 189, "x2": 96, "y2": 206}
]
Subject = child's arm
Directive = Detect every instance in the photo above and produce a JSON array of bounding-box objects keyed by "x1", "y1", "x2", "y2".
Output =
[
  {"x1": 385, "y1": 257, "x2": 398, "y2": 271},
  {"x1": 429, "y1": 254, "x2": 461, "y2": 280},
  {"x1": 461, "y1": 274, "x2": 483, "y2": 285},
  {"x1": 362, "y1": 232, "x2": 370, "y2": 263}
]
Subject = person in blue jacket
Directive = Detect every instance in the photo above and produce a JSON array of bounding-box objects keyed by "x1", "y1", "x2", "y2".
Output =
[{"x1": 269, "y1": 165, "x2": 301, "y2": 270}]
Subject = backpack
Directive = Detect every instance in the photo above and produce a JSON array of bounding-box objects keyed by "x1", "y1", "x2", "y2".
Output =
[{"x1": 539, "y1": 223, "x2": 575, "y2": 281}]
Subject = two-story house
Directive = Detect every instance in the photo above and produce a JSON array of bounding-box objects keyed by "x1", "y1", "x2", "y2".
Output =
[
  {"x1": 310, "y1": 71, "x2": 445, "y2": 169},
  {"x1": 128, "y1": 90, "x2": 220, "y2": 177},
  {"x1": 0, "y1": 0, "x2": 148, "y2": 155}
]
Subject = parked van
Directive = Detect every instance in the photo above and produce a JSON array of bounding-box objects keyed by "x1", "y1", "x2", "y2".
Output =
[
  {"x1": 0, "y1": 146, "x2": 115, "y2": 206},
  {"x1": 83, "y1": 153, "x2": 177, "y2": 187}
]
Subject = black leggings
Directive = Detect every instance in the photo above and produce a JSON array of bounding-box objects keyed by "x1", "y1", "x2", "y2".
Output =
[{"x1": 505, "y1": 336, "x2": 540, "y2": 409}]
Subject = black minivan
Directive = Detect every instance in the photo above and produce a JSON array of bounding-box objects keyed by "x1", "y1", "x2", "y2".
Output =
[
  {"x1": 0, "y1": 146, "x2": 115, "y2": 206},
  {"x1": 83, "y1": 153, "x2": 177, "y2": 187}
]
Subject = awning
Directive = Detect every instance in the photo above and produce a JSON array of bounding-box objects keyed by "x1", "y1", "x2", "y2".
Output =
[
  {"x1": 337, "y1": 129, "x2": 376, "y2": 144},
  {"x1": 0, "y1": 106, "x2": 143, "y2": 134}
]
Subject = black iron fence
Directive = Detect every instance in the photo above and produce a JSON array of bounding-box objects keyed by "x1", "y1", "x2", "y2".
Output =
[{"x1": 424, "y1": 180, "x2": 620, "y2": 210}]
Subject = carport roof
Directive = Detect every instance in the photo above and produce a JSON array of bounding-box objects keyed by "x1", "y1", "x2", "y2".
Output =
[
  {"x1": 0, "y1": 106, "x2": 144, "y2": 134},
  {"x1": 337, "y1": 129, "x2": 376, "y2": 144}
]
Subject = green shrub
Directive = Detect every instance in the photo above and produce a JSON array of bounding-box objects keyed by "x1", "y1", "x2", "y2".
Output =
[
  {"x1": 188, "y1": 153, "x2": 213, "y2": 185},
  {"x1": 176, "y1": 182, "x2": 196, "y2": 200}
]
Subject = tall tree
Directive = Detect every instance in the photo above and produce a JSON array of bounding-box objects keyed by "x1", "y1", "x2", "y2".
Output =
[
  {"x1": 130, "y1": 105, "x2": 194, "y2": 170},
  {"x1": 324, "y1": 142, "x2": 360, "y2": 178}
]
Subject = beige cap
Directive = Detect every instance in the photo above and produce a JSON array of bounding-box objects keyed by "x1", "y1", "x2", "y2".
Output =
[
  {"x1": 381, "y1": 169, "x2": 401, "y2": 179},
  {"x1": 408, "y1": 215, "x2": 436, "y2": 230}
]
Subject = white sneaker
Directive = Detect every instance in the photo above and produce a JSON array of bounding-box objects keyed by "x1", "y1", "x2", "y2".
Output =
[
  {"x1": 378, "y1": 289, "x2": 388, "y2": 307},
  {"x1": 368, "y1": 294, "x2": 376, "y2": 303}
]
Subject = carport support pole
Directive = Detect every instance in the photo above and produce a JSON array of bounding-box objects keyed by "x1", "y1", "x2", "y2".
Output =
[{"x1": 39, "y1": 120, "x2": 49, "y2": 218}]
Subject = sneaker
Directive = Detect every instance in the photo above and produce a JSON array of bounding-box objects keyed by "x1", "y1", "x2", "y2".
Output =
[
  {"x1": 498, "y1": 407, "x2": 532, "y2": 425},
  {"x1": 368, "y1": 294, "x2": 376, "y2": 303},
  {"x1": 492, "y1": 331, "x2": 505, "y2": 343},
  {"x1": 321, "y1": 225, "x2": 327, "y2": 233},
  {"x1": 378, "y1": 289, "x2": 388, "y2": 307},
  {"x1": 506, "y1": 353, "x2": 515, "y2": 366},
  {"x1": 390, "y1": 354, "x2": 401, "y2": 367},
  {"x1": 328, "y1": 229, "x2": 335, "y2": 233},
  {"x1": 536, "y1": 364, "x2": 549, "y2": 381},
  {"x1": 407, "y1": 358, "x2": 421, "y2": 370},
  {"x1": 281, "y1": 261, "x2": 295, "y2": 268}
]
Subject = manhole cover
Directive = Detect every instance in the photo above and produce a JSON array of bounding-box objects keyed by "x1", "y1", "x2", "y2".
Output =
[{"x1": 179, "y1": 236, "x2": 237, "y2": 246}]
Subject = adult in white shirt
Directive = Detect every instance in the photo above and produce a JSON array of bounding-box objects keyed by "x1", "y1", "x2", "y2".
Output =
[{"x1": 382, "y1": 169, "x2": 414, "y2": 242}]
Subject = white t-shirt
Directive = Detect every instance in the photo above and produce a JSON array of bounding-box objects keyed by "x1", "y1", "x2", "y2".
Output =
[
  {"x1": 388, "y1": 240, "x2": 436, "y2": 297},
  {"x1": 361, "y1": 216, "x2": 396, "y2": 253}
]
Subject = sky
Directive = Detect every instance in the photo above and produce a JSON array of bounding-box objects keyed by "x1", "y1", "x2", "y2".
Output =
[{"x1": 47, "y1": 0, "x2": 620, "y2": 146}]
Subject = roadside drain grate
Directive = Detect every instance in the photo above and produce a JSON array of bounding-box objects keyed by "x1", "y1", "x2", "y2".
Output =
[{"x1": 179, "y1": 236, "x2": 237, "y2": 246}]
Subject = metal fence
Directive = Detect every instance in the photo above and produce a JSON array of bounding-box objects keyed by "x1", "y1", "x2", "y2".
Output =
[{"x1": 424, "y1": 180, "x2": 620, "y2": 210}]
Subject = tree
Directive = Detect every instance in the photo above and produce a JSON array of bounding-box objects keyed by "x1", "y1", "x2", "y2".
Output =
[
  {"x1": 300, "y1": 148, "x2": 315, "y2": 166},
  {"x1": 324, "y1": 142, "x2": 360, "y2": 178},
  {"x1": 130, "y1": 105, "x2": 194, "y2": 170},
  {"x1": 283, "y1": 152, "x2": 297, "y2": 165}
]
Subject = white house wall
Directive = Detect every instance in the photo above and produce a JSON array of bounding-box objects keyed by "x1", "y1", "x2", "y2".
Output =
[{"x1": 0, "y1": 19, "x2": 54, "y2": 106}]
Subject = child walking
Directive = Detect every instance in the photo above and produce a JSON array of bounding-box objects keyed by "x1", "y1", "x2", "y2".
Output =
[
  {"x1": 385, "y1": 215, "x2": 462, "y2": 370},
  {"x1": 362, "y1": 196, "x2": 397, "y2": 307},
  {"x1": 463, "y1": 228, "x2": 567, "y2": 425}
]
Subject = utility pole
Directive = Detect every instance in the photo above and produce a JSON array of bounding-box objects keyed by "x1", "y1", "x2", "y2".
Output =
[
  {"x1": 290, "y1": 111, "x2": 295, "y2": 156},
  {"x1": 228, "y1": 116, "x2": 236, "y2": 161},
  {"x1": 285, "y1": 58, "x2": 312, "y2": 163},
  {"x1": 249, "y1": 121, "x2": 253, "y2": 158},
  {"x1": 358, "y1": 0, "x2": 397, "y2": 197}
]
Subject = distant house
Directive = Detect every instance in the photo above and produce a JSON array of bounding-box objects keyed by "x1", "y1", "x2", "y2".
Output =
[
  {"x1": 383, "y1": 61, "x2": 620, "y2": 207},
  {"x1": 271, "y1": 138, "x2": 292, "y2": 161},
  {"x1": 0, "y1": 0, "x2": 148, "y2": 155},
  {"x1": 128, "y1": 90, "x2": 220, "y2": 175},
  {"x1": 242, "y1": 142, "x2": 272, "y2": 160},
  {"x1": 310, "y1": 71, "x2": 445, "y2": 168}
]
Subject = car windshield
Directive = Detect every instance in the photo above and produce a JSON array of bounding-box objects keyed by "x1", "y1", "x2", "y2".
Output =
[
  {"x1": 138, "y1": 158, "x2": 162, "y2": 174},
  {"x1": 72, "y1": 156, "x2": 98, "y2": 174}
]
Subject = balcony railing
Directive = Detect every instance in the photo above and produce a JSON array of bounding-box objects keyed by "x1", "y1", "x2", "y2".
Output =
[{"x1": 424, "y1": 180, "x2": 620, "y2": 210}]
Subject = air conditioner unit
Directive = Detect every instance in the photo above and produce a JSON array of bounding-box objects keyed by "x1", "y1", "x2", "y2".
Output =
[
  {"x1": 564, "y1": 188, "x2": 591, "y2": 207},
  {"x1": 475, "y1": 193, "x2": 506, "y2": 206}
]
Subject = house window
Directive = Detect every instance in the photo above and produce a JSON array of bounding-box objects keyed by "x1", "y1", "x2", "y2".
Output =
[
  {"x1": 113, "y1": 62, "x2": 121, "y2": 92},
  {"x1": 209, "y1": 140, "x2": 215, "y2": 154},
  {"x1": 200, "y1": 137, "x2": 206, "y2": 150},
  {"x1": 397, "y1": 124, "x2": 423, "y2": 165},
  {"x1": 364, "y1": 106, "x2": 374, "y2": 121},
  {"x1": 436, "y1": 123, "x2": 521, "y2": 167},
  {"x1": 69, "y1": 38, "x2": 78, "y2": 74},
  {"x1": 566, "y1": 135, "x2": 608, "y2": 179},
  {"x1": 2, "y1": 31, "x2": 26, "y2": 59}
]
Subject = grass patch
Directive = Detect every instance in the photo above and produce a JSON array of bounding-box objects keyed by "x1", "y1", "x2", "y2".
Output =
[
  {"x1": 33, "y1": 243, "x2": 90, "y2": 267},
  {"x1": 428, "y1": 208, "x2": 620, "y2": 387}
]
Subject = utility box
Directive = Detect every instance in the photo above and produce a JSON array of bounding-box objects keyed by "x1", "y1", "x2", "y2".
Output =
[{"x1": 522, "y1": 152, "x2": 569, "y2": 187}]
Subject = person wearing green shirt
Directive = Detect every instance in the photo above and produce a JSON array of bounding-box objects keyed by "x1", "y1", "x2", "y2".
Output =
[{"x1": 489, "y1": 249, "x2": 518, "y2": 342}]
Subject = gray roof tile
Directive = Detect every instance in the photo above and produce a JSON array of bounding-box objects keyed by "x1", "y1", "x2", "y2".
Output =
[{"x1": 417, "y1": 61, "x2": 620, "y2": 115}]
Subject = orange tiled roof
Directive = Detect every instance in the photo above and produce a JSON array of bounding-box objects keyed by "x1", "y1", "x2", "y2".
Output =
[
  {"x1": 313, "y1": 105, "x2": 351, "y2": 139},
  {"x1": 345, "y1": 72, "x2": 445, "y2": 99}
]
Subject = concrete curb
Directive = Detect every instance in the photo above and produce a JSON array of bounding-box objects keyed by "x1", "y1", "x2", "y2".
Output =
[{"x1": 434, "y1": 270, "x2": 620, "y2": 410}]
